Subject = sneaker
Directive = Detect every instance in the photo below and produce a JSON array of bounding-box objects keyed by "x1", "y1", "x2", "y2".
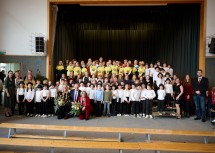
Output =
[
  {"x1": 51, "y1": 114, "x2": 54, "y2": 117},
  {"x1": 41, "y1": 114, "x2": 45, "y2": 118},
  {"x1": 48, "y1": 114, "x2": 51, "y2": 117},
  {"x1": 35, "y1": 114, "x2": 38, "y2": 117},
  {"x1": 212, "y1": 119, "x2": 215, "y2": 123},
  {"x1": 117, "y1": 114, "x2": 121, "y2": 116},
  {"x1": 38, "y1": 114, "x2": 41, "y2": 117},
  {"x1": 158, "y1": 112, "x2": 162, "y2": 116},
  {"x1": 142, "y1": 114, "x2": 145, "y2": 118},
  {"x1": 30, "y1": 114, "x2": 33, "y2": 117},
  {"x1": 137, "y1": 115, "x2": 141, "y2": 118},
  {"x1": 149, "y1": 115, "x2": 153, "y2": 119},
  {"x1": 26, "y1": 113, "x2": 30, "y2": 117},
  {"x1": 145, "y1": 115, "x2": 149, "y2": 119},
  {"x1": 43, "y1": 115, "x2": 47, "y2": 118}
]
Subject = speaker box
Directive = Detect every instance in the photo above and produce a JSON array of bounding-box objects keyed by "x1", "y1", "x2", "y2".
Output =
[
  {"x1": 209, "y1": 38, "x2": 215, "y2": 54},
  {"x1": 35, "y1": 37, "x2": 44, "y2": 52}
]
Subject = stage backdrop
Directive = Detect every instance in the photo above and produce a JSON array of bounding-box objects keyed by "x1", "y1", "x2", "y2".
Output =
[{"x1": 54, "y1": 4, "x2": 200, "y2": 78}]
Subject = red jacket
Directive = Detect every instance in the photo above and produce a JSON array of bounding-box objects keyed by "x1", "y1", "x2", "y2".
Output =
[{"x1": 78, "y1": 96, "x2": 91, "y2": 109}]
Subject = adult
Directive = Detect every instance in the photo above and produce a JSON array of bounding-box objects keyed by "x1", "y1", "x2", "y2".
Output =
[
  {"x1": 64, "y1": 83, "x2": 81, "y2": 119},
  {"x1": 78, "y1": 91, "x2": 91, "y2": 120},
  {"x1": 57, "y1": 85, "x2": 71, "y2": 119},
  {"x1": 24, "y1": 69, "x2": 36, "y2": 87},
  {"x1": 192, "y1": 69, "x2": 209, "y2": 122},
  {"x1": 4, "y1": 70, "x2": 16, "y2": 117},
  {"x1": 0, "y1": 79, "x2": 3, "y2": 105},
  {"x1": 0, "y1": 70, "x2": 6, "y2": 83},
  {"x1": 173, "y1": 78, "x2": 184, "y2": 119},
  {"x1": 182, "y1": 74, "x2": 193, "y2": 117},
  {"x1": 14, "y1": 70, "x2": 23, "y2": 87}
]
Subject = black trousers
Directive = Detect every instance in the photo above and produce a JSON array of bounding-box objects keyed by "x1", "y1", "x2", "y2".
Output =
[
  {"x1": 57, "y1": 106, "x2": 66, "y2": 119},
  {"x1": 65, "y1": 102, "x2": 72, "y2": 115},
  {"x1": 48, "y1": 97, "x2": 55, "y2": 114},
  {"x1": 131, "y1": 101, "x2": 139, "y2": 115},
  {"x1": 165, "y1": 93, "x2": 172, "y2": 106},
  {"x1": 90, "y1": 99, "x2": 96, "y2": 115},
  {"x1": 111, "y1": 99, "x2": 117, "y2": 116},
  {"x1": 36, "y1": 102, "x2": 42, "y2": 115},
  {"x1": 95, "y1": 101, "x2": 102, "y2": 116},
  {"x1": 42, "y1": 97, "x2": 48, "y2": 115},
  {"x1": 18, "y1": 95, "x2": 25, "y2": 115},
  {"x1": 184, "y1": 100, "x2": 191, "y2": 116},
  {"x1": 146, "y1": 99, "x2": 153, "y2": 115},
  {"x1": 140, "y1": 100, "x2": 146, "y2": 115},
  {"x1": 157, "y1": 100, "x2": 164, "y2": 112},
  {"x1": 26, "y1": 101, "x2": 34, "y2": 114}
]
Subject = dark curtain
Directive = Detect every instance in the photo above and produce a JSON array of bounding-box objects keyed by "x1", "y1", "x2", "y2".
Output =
[{"x1": 54, "y1": 4, "x2": 200, "y2": 78}]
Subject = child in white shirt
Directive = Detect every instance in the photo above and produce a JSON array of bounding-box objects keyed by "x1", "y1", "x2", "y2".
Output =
[
  {"x1": 16, "y1": 81, "x2": 25, "y2": 115},
  {"x1": 145, "y1": 84, "x2": 156, "y2": 119},
  {"x1": 41, "y1": 84, "x2": 50, "y2": 118},
  {"x1": 25, "y1": 82, "x2": 35, "y2": 117},
  {"x1": 35, "y1": 85, "x2": 42, "y2": 117},
  {"x1": 157, "y1": 84, "x2": 166, "y2": 115},
  {"x1": 49, "y1": 84, "x2": 57, "y2": 117}
]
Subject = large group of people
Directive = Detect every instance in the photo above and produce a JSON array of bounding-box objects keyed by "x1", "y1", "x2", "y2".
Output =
[{"x1": 0, "y1": 57, "x2": 214, "y2": 123}]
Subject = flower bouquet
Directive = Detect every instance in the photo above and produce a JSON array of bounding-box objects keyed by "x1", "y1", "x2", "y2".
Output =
[
  {"x1": 56, "y1": 95, "x2": 67, "y2": 106},
  {"x1": 71, "y1": 102, "x2": 82, "y2": 116}
]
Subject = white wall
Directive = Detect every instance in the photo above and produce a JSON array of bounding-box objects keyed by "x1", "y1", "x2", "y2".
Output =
[
  {"x1": 0, "y1": 0, "x2": 214, "y2": 55},
  {"x1": 0, "y1": 0, "x2": 47, "y2": 55},
  {"x1": 206, "y1": 0, "x2": 215, "y2": 36}
]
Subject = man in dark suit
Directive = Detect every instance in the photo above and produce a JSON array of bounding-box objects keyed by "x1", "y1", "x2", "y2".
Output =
[
  {"x1": 64, "y1": 83, "x2": 81, "y2": 119},
  {"x1": 192, "y1": 69, "x2": 209, "y2": 122}
]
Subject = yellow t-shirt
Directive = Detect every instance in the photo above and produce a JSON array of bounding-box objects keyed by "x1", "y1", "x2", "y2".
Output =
[
  {"x1": 132, "y1": 67, "x2": 138, "y2": 74},
  {"x1": 124, "y1": 67, "x2": 131, "y2": 74},
  {"x1": 119, "y1": 67, "x2": 124, "y2": 76},
  {"x1": 66, "y1": 65, "x2": 73, "y2": 76},
  {"x1": 111, "y1": 65, "x2": 119, "y2": 75},
  {"x1": 90, "y1": 65, "x2": 97, "y2": 75},
  {"x1": 97, "y1": 66, "x2": 105, "y2": 76},
  {"x1": 73, "y1": 67, "x2": 81, "y2": 76},
  {"x1": 81, "y1": 68, "x2": 87, "y2": 75},
  {"x1": 138, "y1": 67, "x2": 145, "y2": 76},
  {"x1": 56, "y1": 65, "x2": 64, "y2": 71},
  {"x1": 105, "y1": 66, "x2": 112, "y2": 75}
]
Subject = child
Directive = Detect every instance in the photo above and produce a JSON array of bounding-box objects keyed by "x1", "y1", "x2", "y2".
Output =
[
  {"x1": 157, "y1": 84, "x2": 166, "y2": 115},
  {"x1": 140, "y1": 84, "x2": 147, "y2": 117},
  {"x1": 165, "y1": 79, "x2": 173, "y2": 108},
  {"x1": 111, "y1": 85, "x2": 118, "y2": 116},
  {"x1": 24, "y1": 82, "x2": 35, "y2": 117},
  {"x1": 41, "y1": 84, "x2": 50, "y2": 118},
  {"x1": 103, "y1": 84, "x2": 112, "y2": 117},
  {"x1": 88, "y1": 84, "x2": 95, "y2": 116},
  {"x1": 94, "y1": 83, "x2": 103, "y2": 117},
  {"x1": 123, "y1": 84, "x2": 131, "y2": 116},
  {"x1": 16, "y1": 81, "x2": 25, "y2": 115},
  {"x1": 35, "y1": 84, "x2": 42, "y2": 117},
  {"x1": 145, "y1": 84, "x2": 156, "y2": 119},
  {"x1": 130, "y1": 84, "x2": 141, "y2": 118},
  {"x1": 49, "y1": 84, "x2": 57, "y2": 117},
  {"x1": 117, "y1": 84, "x2": 124, "y2": 116}
]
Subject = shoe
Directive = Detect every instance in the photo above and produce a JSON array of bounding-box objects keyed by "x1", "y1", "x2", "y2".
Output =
[
  {"x1": 142, "y1": 114, "x2": 145, "y2": 118},
  {"x1": 38, "y1": 114, "x2": 41, "y2": 117},
  {"x1": 149, "y1": 115, "x2": 153, "y2": 119},
  {"x1": 158, "y1": 112, "x2": 162, "y2": 116},
  {"x1": 26, "y1": 113, "x2": 30, "y2": 117},
  {"x1": 43, "y1": 115, "x2": 47, "y2": 118},
  {"x1": 145, "y1": 115, "x2": 149, "y2": 119},
  {"x1": 194, "y1": 117, "x2": 200, "y2": 120},
  {"x1": 117, "y1": 114, "x2": 121, "y2": 116},
  {"x1": 64, "y1": 115, "x2": 69, "y2": 119},
  {"x1": 35, "y1": 114, "x2": 38, "y2": 117},
  {"x1": 212, "y1": 119, "x2": 215, "y2": 123},
  {"x1": 51, "y1": 114, "x2": 54, "y2": 117},
  {"x1": 48, "y1": 114, "x2": 51, "y2": 117},
  {"x1": 5, "y1": 114, "x2": 10, "y2": 117},
  {"x1": 30, "y1": 114, "x2": 33, "y2": 117},
  {"x1": 202, "y1": 118, "x2": 206, "y2": 122},
  {"x1": 124, "y1": 114, "x2": 129, "y2": 116},
  {"x1": 41, "y1": 114, "x2": 44, "y2": 118}
]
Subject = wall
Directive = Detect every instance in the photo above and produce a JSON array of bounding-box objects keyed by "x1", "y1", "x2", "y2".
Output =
[
  {"x1": 0, "y1": 0, "x2": 47, "y2": 55},
  {"x1": 0, "y1": 56, "x2": 46, "y2": 78}
]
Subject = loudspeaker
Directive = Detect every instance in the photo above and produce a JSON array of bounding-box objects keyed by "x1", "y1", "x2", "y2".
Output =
[
  {"x1": 209, "y1": 38, "x2": 215, "y2": 54},
  {"x1": 35, "y1": 37, "x2": 44, "y2": 52}
]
